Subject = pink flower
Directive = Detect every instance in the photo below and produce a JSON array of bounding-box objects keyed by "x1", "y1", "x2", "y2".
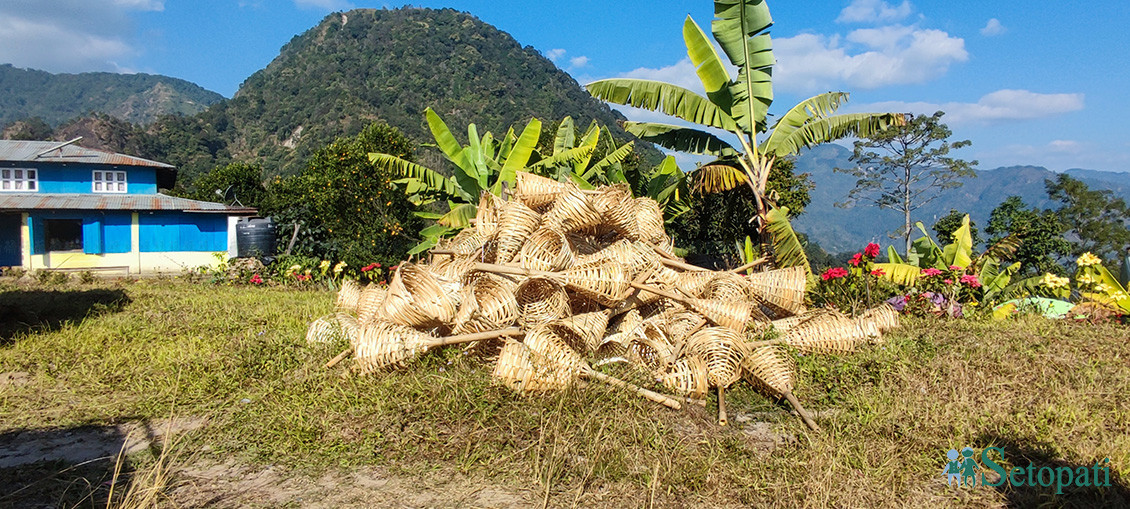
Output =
[
  {"x1": 948, "y1": 265, "x2": 962, "y2": 271},
  {"x1": 960, "y1": 274, "x2": 982, "y2": 288},
  {"x1": 864, "y1": 243, "x2": 881, "y2": 258},
  {"x1": 249, "y1": 274, "x2": 263, "y2": 284},
  {"x1": 921, "y1": 268, "x2": 943, "y2": 277},
  {"x1": 821, "y1": 267, "x2": 849, "y2": 281},
  {"x1": 870, "y1": 269, "x2": 885, "y2": 277},
  {"x1": 848, "y1": 253, "x2": 863, "y2": 267},
  {"x1": 944, "y1": 279, "x2": 953, "y2": 285}
]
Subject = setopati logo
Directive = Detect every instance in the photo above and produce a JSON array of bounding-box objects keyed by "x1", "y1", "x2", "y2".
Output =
[{"x1": 943, "y1": 447, "x2": 1113, "y2": 494}]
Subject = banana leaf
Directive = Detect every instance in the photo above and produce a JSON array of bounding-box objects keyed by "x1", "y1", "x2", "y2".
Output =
[{"x1": 764, "y1": 206, "x2": 809, "y2": 274}]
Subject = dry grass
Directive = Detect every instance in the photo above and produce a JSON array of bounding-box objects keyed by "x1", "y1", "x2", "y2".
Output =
[{"x1": 1, "y1": 278, "x2": 1128, "y2": 507}]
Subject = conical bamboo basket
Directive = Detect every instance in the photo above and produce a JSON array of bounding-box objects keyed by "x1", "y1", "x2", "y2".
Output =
[
  {"x1": 452, "y1": 275, "x2": 519, "y2": 335},
  {"x1": 685, "y1": 327, "x2": 750, "y2": 388},
  {"x1": 781, "y1": 311, "x2": 865, "y2": 355},
  {"x1": 556, "y1": 258, "x2": 631, "y2": 307},
  {"x1": 676, "y1": 271, "x2": 718, "y2": 298},
  {"x1": 703, "y1": 272, "x2": 752, "y2": 302},
  {"x1": 335, "y1": 279, "x2": 362, "y2": 313},
  {"x1": 443, "y1": 227, "x2": 491, "y2": 257},
  {"x1": 657, "y1": 355, "x2": 709, "y2": 399},
  {"x1": 377, "y1": 263, "x2": 458, "y2": 329},
  {"x1": 519, "y1": 227, "x2": 574, "y2": 272},
  {"x1": 516, "y1": 277, "x2": 570, "y2": 327},
  {"x1": 542, "y1": 186, "x2": 604, "y2": 233},
  {"x1": 494, "y1": 199, "x2": 542, "y2": 264},
  {"x1": 742, "y1": 344, "x2": 796, "y2": 396},
  {"x1": 515, "y1": 172, "x2": 570, "y2": 211},
  {"x1": 356, "y1": 283, "x2": 387, "y2": 325},
  {"x1": 565, "y1": 232, "x2": 607, "y2": 256},
  {"x1": 746, "y1": 266, "x2": 807, "y2": 316},
  {"x1": 493, "y1": 339, "x2": 574, "y2": 392},
  {"x1": 626, "y1": 322, "x2": 676, "y2": 371},
  {"x1": 337, "y1": 312, "x2": 361, "y2": 347},
  {"x1": 551, "y1": 310, "x2": 612, "y2": 354},
  {"x1": 354, "y1": 321, "x2": 434, "y2": 374},
  {"x1": 474, "y1": 191, "x2": 501, "y2": 237},
  {"x1": 634, "y1": 198, "x2": 668, "y2": 245},
  {"x1": 306, "y1": 314, "x2": 342, "y2": 344},
  {"x1": 860, "y1": 303, "x2": 899, "y2": 333}
]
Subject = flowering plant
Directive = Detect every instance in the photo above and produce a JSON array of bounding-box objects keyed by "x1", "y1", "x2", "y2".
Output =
[{"x1": 810, "y1": 243, "x2": 896, "y2": 315}]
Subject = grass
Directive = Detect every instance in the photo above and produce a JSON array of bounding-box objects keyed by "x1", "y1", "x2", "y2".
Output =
[{"x1": 1, "y1": 277, "x2": 1128, "y2": 507}]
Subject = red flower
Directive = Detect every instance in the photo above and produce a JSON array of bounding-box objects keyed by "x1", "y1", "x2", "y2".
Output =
[
  {"x1": 848, "y1": 253, "x2": 863, "y2": 267},
  {"x1": 870, "y1": 269, "x2": 885, "y2": 277},
  {"x1": 921, "y1": 268, "x2": 943, "y2": 277},
  {"x1": 948, "y1": 265, "x2": 962, "y2": 271},
  {"x1": 249, "y1": 274, "x2": 263, "y2": 284},
  {"x1": 960, "y1": 274, "x2": 981, "y2": 288},
  {"x1": 864, "y1": 243, "x2": 880, "y2": 258},
  {"x1": 821, "y1": 267, "x2": 849, "y2": 281},
  {"x1": 361, "y1": 263, "x2": 380, "y2": 272}
]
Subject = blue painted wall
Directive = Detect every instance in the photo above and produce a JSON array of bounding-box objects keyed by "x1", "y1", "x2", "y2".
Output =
[
  {"x1": 0, "y1": 214, "x2": 20, "y2": 266},
  {"x1": 103, "y1": 213, "x2": 132, "y2": 253},
  {"x1": 139, "y1": 212, "x2": 226, "y2": 252},
  {"x1": 33, "y1": 164, "x2": 158, "y2": 194}
]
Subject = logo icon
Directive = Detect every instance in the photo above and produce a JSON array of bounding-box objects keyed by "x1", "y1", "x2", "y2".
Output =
[{"x1": 943, "y1": 447, "x2": 979, "y2": 487}]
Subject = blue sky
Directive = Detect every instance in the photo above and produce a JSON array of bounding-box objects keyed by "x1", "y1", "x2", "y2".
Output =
[{"x1": 2, "y1": 0, "x2": 1127, "y2": 173}]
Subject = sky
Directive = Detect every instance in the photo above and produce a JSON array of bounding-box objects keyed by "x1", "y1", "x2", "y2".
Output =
[{"x1": 3, "y1": 0, "x2": 1129, "y2": 173}]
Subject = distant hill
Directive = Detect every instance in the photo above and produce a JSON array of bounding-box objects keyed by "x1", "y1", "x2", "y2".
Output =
[
  {"x1": 791, "y1": 144, "x2": 1130, "y2": 253},
  {"x1": 211, "y1": 7, "x2": 647, "y2": 177},
  {"x1": 0, "y1": 64, "x2": 224, "y2": 126}
]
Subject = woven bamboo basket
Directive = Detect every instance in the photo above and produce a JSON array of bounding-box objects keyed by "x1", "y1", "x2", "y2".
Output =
[
  {"x1": 492, "y1": 339, "x2": 574, "y2": 392},
  {"x1": 377, "y1": 263, "x2": 458, "y2": 329},
  {"x1": 781, "y1": 311, "x2": 864, "y2": 355},
  {"x1": 603, "y1": 196, "x2": 639, "y2": 238},
  {"x1": 608, "y1": 308, "x2": 643, "y2": 336},
  {"x1": 685, "y1": 327, "x2": 750, "y2": 388},
  {"x1": 353, "y1": 321, "x2": 434, "y2": 374},
  {"x1": 474, "y1": 192, "x2": 501, "y2": 237},
  {"x1": 335, "y1": 279, "x2": 362, "y2": 313},
  {"x1": 452, "y1": 275, "x2": 519, "y2": 335},
  {"x1": 516, "y1": 277, "x2": 570, "y2": 327},
  {"x1": 676, "y1": 271, "x2": 718, "y2": 298},
  {"x1": 515, "y1": 172, "x2": 570, "y2": 211},
  {"x1": 542, "y1": 186, "x2": 604, "y2": 233},
  {"x1": 626, "y1": 322, "x2": 675, "y2": 371},
  {"x1": 494, "y1": 199, "x2": 542, "y2": 264},
  {"x1": 630, "y1": 267, "x2": 681, "y2": 306},
  {"x1": 518, "y1": 227, "x2": 574, "y2": 272},
  {"x1": 568, "y1": 292, "x2": 604, "y2": 315},
  {"x1": 306, "y1": 315, "x2": 342, "y2": 344},
  {"x1": 657, "y1": 355, "x2": 709, "y2": 399},
  {"x1": 703, "y1": 272, "x2": 752, "y2": 302},
  {"x1": 443, "y1": 227, "x2": 491, "y2": 257},
  {"x1": 860, "y1": 303, "x2": 899, "y2": 333},
  {"x1": 556, "y1": 258, "x2": 631, "y2": 307},
  {"x1": 662, "y1": 310, "x2": 709, "y2": 345},
  {"x1": 356, "y1": 284, "x2": 387, "y2": 325},
  {"x1": 746, "y1": 266, "x2": 807, "y2": 316},
  {"x1": 428, "y1": 254, "x2": 477, "y2": 284},
  {"x1": 588, "y1": 239, "x2": 661, "y2": 280},
  {"x1": 634, "y1": 198, "x2": 667, "y2": 245},
  {"x1": 337, "y1": 312, "x2": 361, "y2": 347},
  {"x1": 855, "y1": 316, "x2": 882, "y2": 344},
  {"x1": 589, "y1": 183, "x2": 633, "y2": 216},
  {"x1": 551, "y1": 310, "x2": 612, "y2": 354},
  {"x1": 565, "y1": 232, "x2": 607, "y2": 256},
  {"x1": 742, "y1": 344, "x2": 796, "y2": 396}
]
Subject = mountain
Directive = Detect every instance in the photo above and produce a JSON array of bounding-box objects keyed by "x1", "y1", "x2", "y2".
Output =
[
  {"x1": 791, "y1": 144, "x2": 1130, "y2": 253},
  {"x1": 0, "y1": 64, "x2": 224, "y2": 126},
  {"x1": 210, "y1": 7, "x2": 645, "y2": 177}
]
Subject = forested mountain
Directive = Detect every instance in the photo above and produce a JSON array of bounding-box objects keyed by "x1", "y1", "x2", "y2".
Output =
[
  {"x1": 790, "y1": 144, "x2": 1130, "y2": 253},
  {"x1": 210, "y1": 7, "x2": 642, "y2": 177},
  {"x1": 0, "y1": 64, "x2": 223, "y2": 126}
]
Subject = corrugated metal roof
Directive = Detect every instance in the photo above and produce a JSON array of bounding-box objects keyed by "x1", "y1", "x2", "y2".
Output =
[
  {"x1": 0, "y1": 193, "x2": 257, "y2": 214},
  {"x1": 0, "y1": 140, "x2": 175, "y2": 169}
]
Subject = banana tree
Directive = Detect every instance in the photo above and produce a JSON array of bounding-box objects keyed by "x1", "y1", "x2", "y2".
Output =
[
  {"x1": 529, "y1": 116, "x2": 636, "y2": 188},
  {"x1": 368, "y1": 107, "x2": 541, "y2": 252},
  {"x1": 586, "y1": 0, "x2": 905, "y2": 228}
]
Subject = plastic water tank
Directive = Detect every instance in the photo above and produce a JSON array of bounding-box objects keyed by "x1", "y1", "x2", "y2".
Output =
[{"x1": 236, "y1": 217, "x2": 277, "y2": 258}]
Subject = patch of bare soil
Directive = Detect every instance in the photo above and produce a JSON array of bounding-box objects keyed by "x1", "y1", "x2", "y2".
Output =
[
  {"x1": 171, "y1": 461, "x2": 535, "y2": 508},
  {"x1": 0, "y1": 416, "x2": 206, "y2": 469}
]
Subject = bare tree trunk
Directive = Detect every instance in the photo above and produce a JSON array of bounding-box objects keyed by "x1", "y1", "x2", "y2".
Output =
[{"x1": 904, "y1": 165, "x2": 912, "y2": 256}]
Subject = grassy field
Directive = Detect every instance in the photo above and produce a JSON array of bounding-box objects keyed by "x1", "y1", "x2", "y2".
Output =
[{"x1": 1, "y1": 277, "x2": 1128, "y2": 507}]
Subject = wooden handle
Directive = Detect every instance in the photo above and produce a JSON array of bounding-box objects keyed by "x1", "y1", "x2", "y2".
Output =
[
  {"x1": 718, "y1": 386, "x2": 728, "y2": 426},
  {"x1": 423, "y1": 327, "x2": 523, "y2": 347},
  {"x1": 784, "y1": 391, "x2": 821, "y2": 432},
  {"x1": 325, "y1": 347, "x2": 352, "y2": 368},
  {"x1": 629, "y1": 282, "x2": 688, "y2": 304},
  {"x1": 727, "y1": 257, "x2": 769, "y2": 274},
  {"x1": 658, "y1": 257, "x2": 710, "y2": 272},
  {"x1": 583, "y1": 369, "x2": 682, "y2": 410},
  {"x1": 745, "y1": 339, "x2": 786, "y2": 349}
]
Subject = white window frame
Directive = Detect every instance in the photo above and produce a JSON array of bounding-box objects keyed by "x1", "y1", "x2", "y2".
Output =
[
  {"x1": 0, "y1": 167, "x2": 38, "y2": 192},
  {"x1": 93, "y1": 170, "x2": 128, "y2": 193}
]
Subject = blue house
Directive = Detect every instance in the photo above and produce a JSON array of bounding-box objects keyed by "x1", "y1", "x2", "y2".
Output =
[{"x1": 0, "y1": 139, "x2": 255, "y2": 274}]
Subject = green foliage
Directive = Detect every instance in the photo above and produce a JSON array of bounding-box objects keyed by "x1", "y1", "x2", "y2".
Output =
[
  {"x1": 1, "y1": 116, "x2": 52, "y2": 140},
  {"x1": 262, "y1": 122, "x2": 422, "y2": 269},
  {"x1": 985, "y1": 196, "x2": 1072, "y2": 276},
  {"x1": 836, "y1": 111, "x2": 977, "y2": 254},
  {"x1": 1046, "y1": 173, "x2": 1130, "y2": 267},
  {"x1": 764, "y1": 206, "x2": 810, "y2": 274},
  {"x1": 932, "y1": 209, "x2": 980, "y2": 248},
  {"x1": 180, "y1": 162, "x2": 268, "y2": 209}
]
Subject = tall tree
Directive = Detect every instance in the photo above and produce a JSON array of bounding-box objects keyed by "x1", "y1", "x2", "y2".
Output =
[
  {"x1": 585, "y1": 0, "x2": 904, "y2": 232},
  {"x1": 1045, "y1": 174, "x2": 1130, "y2": 266},
  {"x1": 836, "y1": 111, "x2": 976, "y2": 255},
  {"x1": 985, "y1": 196, "x2": 1071, "y2": 276}
]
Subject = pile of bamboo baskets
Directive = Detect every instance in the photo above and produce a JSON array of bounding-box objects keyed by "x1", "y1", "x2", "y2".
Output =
[{"x1": 307, "y1": 173, "x2": 899, "y2": 430}]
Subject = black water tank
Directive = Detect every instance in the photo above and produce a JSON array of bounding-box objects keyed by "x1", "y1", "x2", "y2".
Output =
[{"x1": 236, "y1": 217, "x2": 277, "y2": 258}]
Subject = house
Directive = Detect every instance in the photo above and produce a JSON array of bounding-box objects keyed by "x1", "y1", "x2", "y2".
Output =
[{"x1": 0, "y1": 139, "x2": 257, "y2": 274}]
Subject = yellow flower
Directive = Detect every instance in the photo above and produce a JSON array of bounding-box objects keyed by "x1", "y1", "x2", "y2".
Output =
[
  {"x1": 333, "y1": 261, "x2": 347, "y2": 274},
  {"x1": 1077, "y1": 273, "x2": 1096, "y2": 285},
  {"x1": 319, "y1": 260, "x2": 331, "y2": 270},
  {"x1": 1077, "y1": 252, "x2": 1102, "y2": 266}
]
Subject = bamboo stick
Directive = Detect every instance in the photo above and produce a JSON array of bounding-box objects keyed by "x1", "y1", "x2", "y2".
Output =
[
  {"x1": 718, "y1": 386, "x2": 728, "y2": 426},
  {"x1": 583, "y1": 369, "x2": 682, "y2": 410},
  {"x1": 727, "y1": 257, "x2": 770, "y2": 274},
  {"x1": 327, "y1": 327, "x2": 523, "y2": 369},
  {"x1": 784, "y1": 392, "x2": 821, "y2": 432}
]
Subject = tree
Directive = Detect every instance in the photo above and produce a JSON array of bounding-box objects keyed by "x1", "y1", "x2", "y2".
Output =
[
  {"x1": 1045, "y1": 174, "x2": 1130, "y2": 266},
  {"x1": 933, "y1": 209, "x2": 980, "y2": 248},
  {"x1": 585, "y1": 0, "x2": 904, "y2": 231},
  {"x1": 985, "y1": 196, "x2": 1071, "y2": 276},
  {"x1": 181, "y1": 162, "x2": 267, "y2": 209},
  {"x1": 262, "y1": 122, "x2": 422, "y2": 268},
  {"x1": 836, "y1": 111, "x2": 976, "y2": 255},
  {"x1": 2, "y1": 117, "x2": 52, "y2": 140}
]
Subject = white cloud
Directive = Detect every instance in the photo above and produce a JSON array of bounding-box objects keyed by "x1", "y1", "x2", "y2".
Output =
[
  {"x1": 980, "y1": 18, "x2": 1006, "y2": 36},
  {"x1": 854, "y1": 89, "x2": 1085, "y2": 124},
  {"x1": 617, "y1": 58, "x2": 706, "y2": 94},
  {"x1": 773, "y1": 25, "x2": 967, "y2": 92},
  {"x1": 0, "y1": 1, "x2": 160, "y2": 73},
  {"x1": 977, "y1": 140, "x2": 1130, "y2": 172},
  {"x1": 568, "y1": 56, "x2": 590, "y2": 68},
  {"x1": 836, "y1": 0, "x2": 913, "y2": 24},
  {"x1": 545, "y1": 48, "x2": 566, "y2": 62},
  {"x1": 293, "y1": 0, "x2": 353, "y2": 10}
]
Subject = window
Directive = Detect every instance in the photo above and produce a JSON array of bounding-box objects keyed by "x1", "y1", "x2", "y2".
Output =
[
  {"x1": 93, "y1": 170, "x2": 127, "y2": 193},
  {"x1": 45, "y1": 219, "x2": 83, "y2": 251},
  {"x1": 0, "y1": 167, "x2": 37, "y2": 192}
]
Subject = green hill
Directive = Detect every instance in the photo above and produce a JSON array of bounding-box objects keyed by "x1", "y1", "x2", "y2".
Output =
[
  {"x1": 210, "y1": 7, "x2": 643, "y2": 177},
  {"x1": 0, "y1": 64, "x2": 224, "y2": 126}
]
